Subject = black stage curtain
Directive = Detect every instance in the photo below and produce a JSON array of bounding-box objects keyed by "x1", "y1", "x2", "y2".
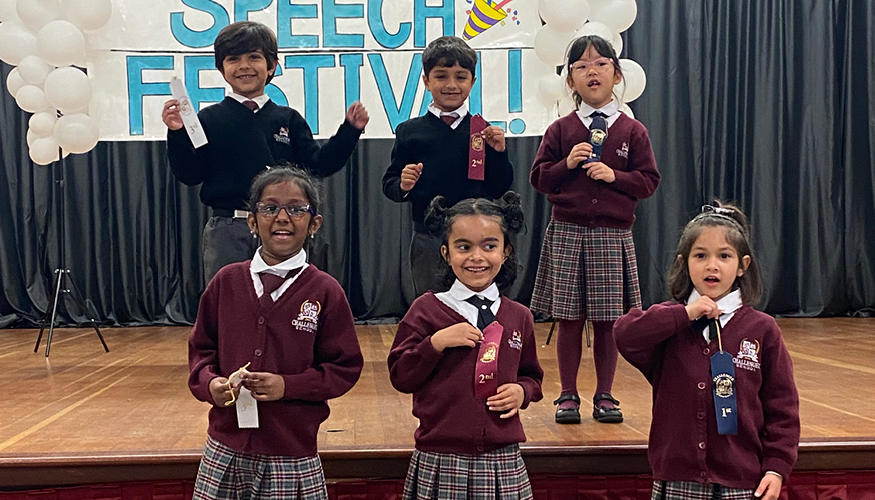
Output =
[{"x1": 1, "y1": 0, "x2": 874, "y2": 327}]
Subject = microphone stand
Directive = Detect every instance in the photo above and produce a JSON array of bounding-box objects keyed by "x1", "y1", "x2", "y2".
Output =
[{"x1": 34, "y1": 146, "x2": 109, "y2": 357}]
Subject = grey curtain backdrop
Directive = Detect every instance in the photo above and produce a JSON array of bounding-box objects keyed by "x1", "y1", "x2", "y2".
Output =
[{"x1": 1, "y1": 0, "x2": 873, "y2": 327}]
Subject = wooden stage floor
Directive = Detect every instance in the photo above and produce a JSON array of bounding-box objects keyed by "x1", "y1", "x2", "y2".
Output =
[{"x1": 2, "y1": 318, "x2": 874, "y2": 487}]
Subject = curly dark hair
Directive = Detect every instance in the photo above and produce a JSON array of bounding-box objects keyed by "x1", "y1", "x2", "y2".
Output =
[
  {"x1": 214, "y1": 21, "x2": 278, "y2": 84},
  {"x1": 423, "y1": 192, "x2": 525, "y2": 291},
  {"x1": 422, "y1": 36, "x2": 477, "y2": 77}
]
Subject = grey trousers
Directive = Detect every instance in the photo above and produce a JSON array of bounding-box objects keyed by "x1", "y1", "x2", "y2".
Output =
[
  {"x1": 410, "y1": 230, "x2": 449, "y2": 297},
  {"x1": 202, "y1": 216, "x2": 259, "y2": 286}
]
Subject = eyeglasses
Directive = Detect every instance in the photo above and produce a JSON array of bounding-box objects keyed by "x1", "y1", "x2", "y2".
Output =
[
  {"x1": 570, "y1": 58, "x2": 613, "y2": 73},
  {"x1": 254, "y1": 203, "x2": 316, "y2": 219}
]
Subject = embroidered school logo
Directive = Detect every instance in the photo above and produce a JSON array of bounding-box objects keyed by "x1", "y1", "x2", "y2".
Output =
[
  {"x1": 292, "y1": 300, "x2": 320, "y2": 333},
  {"x1": 616, "y1": 142, "x2": 629, "y2": 158},
  {"x1": 713, "y1": 373, "x2": 734, "y2": 398},
  {"x1": 733, "y1": 338, "x2": 761, "y2": 372},
  {"x1": 274, "y1": 126, "x2": 291, "y2": 145},
  {"x1": 507, "y1": 330, "x2": 523, "y2": 350}
]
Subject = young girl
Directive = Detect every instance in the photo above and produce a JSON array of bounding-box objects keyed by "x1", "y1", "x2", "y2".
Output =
[
  {"x1": 614, "y1": 203, "x2": 800, "y2": 500},
  {"x1": 388, "y1": 192, "x2": 544, "y2": 500},
  {"x1": 188, "y1": 166, "x2": 364, "y2": 500},
  {"x1": 530, "y1": 35, "x2": 660, "y2": 424}
]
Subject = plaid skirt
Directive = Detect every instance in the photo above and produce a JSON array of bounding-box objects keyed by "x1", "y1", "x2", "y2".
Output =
[
  {"x1": 651, "y1": 480, "x2": 755, "y2": 500},
  {"x1": 402, "y1": 444, "x2": 533, "y2": 500},
  {"x1": 531, "y1": 221, "x2": 642, "y2": 321},
  {"x1": 193, "y1": 436, "x2": 328, "y2": 500}
]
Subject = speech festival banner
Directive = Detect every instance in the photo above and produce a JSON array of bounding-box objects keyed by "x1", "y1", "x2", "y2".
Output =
[{"x1": 86, "y1": 0, "x2": 559, "y2": 140}]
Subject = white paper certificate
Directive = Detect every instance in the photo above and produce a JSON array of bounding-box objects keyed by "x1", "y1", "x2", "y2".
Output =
[{"x1": 169, "y1": 77, "x2": 208, "y2": 148}]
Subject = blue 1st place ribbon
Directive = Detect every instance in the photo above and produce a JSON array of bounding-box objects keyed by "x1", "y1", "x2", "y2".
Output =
[{"x1": 710, "y1": 319, "x2": 738, "y2": 435}]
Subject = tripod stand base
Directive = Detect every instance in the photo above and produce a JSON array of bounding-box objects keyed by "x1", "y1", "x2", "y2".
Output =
[{"x1": 34, "y1": 269, "x2": 109, "y2": 357}]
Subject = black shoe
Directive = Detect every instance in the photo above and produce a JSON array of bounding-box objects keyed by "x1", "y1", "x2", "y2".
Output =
[
  {"x1": 553, "y1": 393, "x2": 581, "y2": 424},
  {"x1": 592, "y1": 393, "x2": 623, "y2": 423}
]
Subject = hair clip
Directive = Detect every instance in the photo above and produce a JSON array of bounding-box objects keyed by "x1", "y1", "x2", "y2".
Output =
[
  {"x1": 695, "y1": 205, "x2": 744, "y2": 232},
  {"x1": 701, "y1": 205, "x2": 735, "y2": 216}
]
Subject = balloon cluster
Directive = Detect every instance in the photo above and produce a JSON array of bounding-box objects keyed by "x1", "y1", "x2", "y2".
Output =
[
  {"x1": 0, "y1": 0, "x2": 111, "y2": 165},
  {"x1": 534, "y1": 0, "x2": 646, "y2": 118}
]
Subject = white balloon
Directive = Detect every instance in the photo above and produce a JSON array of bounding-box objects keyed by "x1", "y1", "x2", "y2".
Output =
[
  {"x1": 533, "y1": 25, "x2": 578, "y2": 67},
  {"x1": 29, "y1": 109, "x2": 58, "y2": 136},
  {"x1": 6, "y1": 67, "x2": 26, "y2": 97},
  {"x1": 617, "y1": 58, "x2": 646, "y2": 102},
  {"x1": 575, "y1": 22, "x2": 624, "y2": 56},
  {"x1": 36, "y1": 19, "x2": 85, "y2": 67},
  {"x1": 0, "y1": 0, "x2": 21, "y2": 22},
  {"x1": 43, "y1": 66, "x2": 92, "y2": 113},
  {"x1": 62, "y1": 0, "x2": 111, "y2": 31},
  {"x1": 54, "y1": 113, "x2": 98, "y2": 154},
  {"x1": 15, "y1": 84, "x2": 50, "y2": 112},
  {"x1": 538, "y1": 73, "x2": 567, "y2": 102},
  {"x1": 589, "y1": 0, "x2": 638, "y2": 34},
  {"x1": 0, "y1": 21, "x2": 38, "y2": 65},
  {"x1": 539, "y1": 0, "x2": 590, "y2": 33},
  {"x1": 618, "y1": 101, "x2": 635, "y2": 119},
  {"x1": 557, "y1": 92, "x2": 576, "y2": 116},
  {"x1": 18, "y1": 54, "x2": 53, "y2": 85},
  {"x1": 30, "y1": 135, "x2": 60, "y2": 165},
  {"x1": 27, "y1": 128, "x2": 38, "y2": 147},
  {"x1": 16, "y1": 0, "x2": 61, "y2": 31}
]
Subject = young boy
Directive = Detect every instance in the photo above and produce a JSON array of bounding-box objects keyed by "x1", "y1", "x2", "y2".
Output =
[
  {"x1": 163, "y1": 21, "x2": 369, "y2": 285},
  {"x1": 382, "y1": 36, "x2": 513, "y2": 297}
]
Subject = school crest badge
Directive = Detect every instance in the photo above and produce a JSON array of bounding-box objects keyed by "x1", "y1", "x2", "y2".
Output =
[
  {"x1": 274, "y1": 126, "x2": 291, "y2": 145},
  {"x1": 507, "y1": 330, "x2": 523, "y2": 350},
  {"x1": 292, "y1": 300, "x2": 321, "y2": 333},
  {"x1": 616, "y1": 141, "x2": 629, "y2": 158},
  {"x1": 733, "y1": 338, "x2": 761, "y2": 372}
]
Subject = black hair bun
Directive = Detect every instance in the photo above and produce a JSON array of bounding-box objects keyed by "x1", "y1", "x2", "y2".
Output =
[
  {"x1": 423, "y1": 196, "x2": 448, "y2": 236},
  {"x1": 499, "y1": 191, "x2": 525, "y2": 234}
]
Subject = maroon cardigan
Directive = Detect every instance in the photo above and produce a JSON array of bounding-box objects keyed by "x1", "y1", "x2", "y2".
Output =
[
  {"x1": 530, "y1": 112, "x2": 660, "y2": 229},
  {"x1": 188, "y1": 262, "x2": 363, "y2": 457},
  {"x1": 614, "y1": 302, "x2": 800, "y2": 488},
  {"x1": 388, "y1": 293, "x2": 544, "y2": 454}
]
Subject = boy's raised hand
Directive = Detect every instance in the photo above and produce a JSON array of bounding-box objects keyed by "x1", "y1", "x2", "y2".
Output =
[
  {"x1": 240, "y1": 372, "x2": 286, "y2": 401},
  {"x1": 431, "y1": 322, "x2": 483, "y2": 352},
  {"x1": 753, "y1": 473, "x2": 783, "y2": 500},
  {"x1": 346, "y1": 101, "x2": 370, "y2": 130},
  {"x1": 566, "y1": 142, "x2": 594, "y2": 169},
  {"x1": 484, "y1": 125, "x2": 506, "y2": 152},
  {"x1": 400, "y1": 163, "x2": 423, "y2": 192},
  {"x1": 488, "y1": 383, "x2": 525, "y2": 418},
  {"x1": 685, "y1": 295, "x2": 722, "y2": 321},
  {"x1": 162, "y1": 99, "x2": 183, "y2": 131}
]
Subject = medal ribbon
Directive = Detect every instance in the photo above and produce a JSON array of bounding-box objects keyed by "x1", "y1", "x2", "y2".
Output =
[
  {"x1": 709, "y1": 319, "x2": 738, "y2": 435},
  {"x1": 584, "y1": 112, "x2": 608, "y2": 165},
  {"x1": 474, "y1": 321, "x2": 502, "y2": 399},
  {"x1": 468, "y1": 114, "x2": 488, "y2": 180}
]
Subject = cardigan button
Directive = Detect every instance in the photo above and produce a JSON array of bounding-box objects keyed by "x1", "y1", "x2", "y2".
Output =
[
  {"x1": 255, "y1": 349, "x2": 263, "y2": 357},
  {"x1": 476, "y1": 446, "x2": 484, "y2": 452},
  {"x1": 698, "y1": 382, "x2": 706, "y2": 390},
  {"x1": 258, "y1": 317, "x2": 265, "y2": 325},
  {"x1": 698, "y1": 442, "x2": 706, "y2": 450},
  {"x1": 591, "y1": 198, "x2": 598, "y2": 204},
  {"x1": 703, "y1": 348, "x2": 710, "y2": 355},
  {"x1": 700, "y1": 471, "x2": 707, "y2": 479},
  {"x1": 697, "y1": 412, "x2": 705, "y2": 420}
]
